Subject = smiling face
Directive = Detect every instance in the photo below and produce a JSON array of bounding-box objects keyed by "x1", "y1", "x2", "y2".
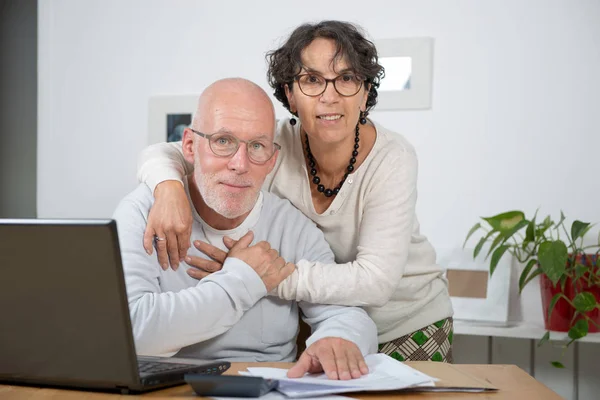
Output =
[
  {"x1": 182, "y1": 79, "x2": 277, "y2": 225},
  {"x1": 285, "y1": 38, "x2": 370, "y2": 144}
]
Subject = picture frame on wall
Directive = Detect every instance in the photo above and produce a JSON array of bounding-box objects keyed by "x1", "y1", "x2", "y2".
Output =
[
  {"x1": 437, "y1": 247, "x2": 513, "y2": 326},
  {"x1": 374, "y1": 37, "x2": 434, "y2": 110},
  {"x1": 148, "y1": 95, "x2": 198, "y2": 145}
]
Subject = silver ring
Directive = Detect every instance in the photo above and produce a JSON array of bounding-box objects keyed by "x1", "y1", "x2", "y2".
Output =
[{"x1": 154, "y1": 236, "x2": 166, "y2": 241}]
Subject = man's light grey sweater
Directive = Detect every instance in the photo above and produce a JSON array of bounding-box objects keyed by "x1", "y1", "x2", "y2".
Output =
[{"x1": 112, "y1": 183, "x2": 377, "y2": 362}]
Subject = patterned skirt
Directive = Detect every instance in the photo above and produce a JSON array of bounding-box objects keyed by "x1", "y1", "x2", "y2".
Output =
[{"x1": 378, "y1": 317, "x2": 454, "y2": 363}]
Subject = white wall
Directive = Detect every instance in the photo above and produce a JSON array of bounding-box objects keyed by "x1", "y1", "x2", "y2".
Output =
[{"x1": 38, "y1": 0, "x2": 600, "y2": 250}]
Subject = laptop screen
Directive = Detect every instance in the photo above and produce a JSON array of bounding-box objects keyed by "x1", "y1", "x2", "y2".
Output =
[{"x1": 0, "y1": 219, "x2": 139, "y2": 387}]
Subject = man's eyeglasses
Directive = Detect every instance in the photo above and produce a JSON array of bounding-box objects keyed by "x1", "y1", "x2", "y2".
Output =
[
  {"x1": 190, "y1": 129, "x2": 281, "y2": 164},
  {"x1": 294, "y1": 73, "x2": 366, "y2": 97}
]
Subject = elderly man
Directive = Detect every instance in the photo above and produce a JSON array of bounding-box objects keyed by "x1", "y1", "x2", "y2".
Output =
[{"x1": 113, "y1": 78, "x2": 377, "y2": 380}]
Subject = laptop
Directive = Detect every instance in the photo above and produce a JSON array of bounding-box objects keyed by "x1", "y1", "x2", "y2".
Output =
[{"x1": 0, "y1": 219, "x2": 230, "y2": 394}]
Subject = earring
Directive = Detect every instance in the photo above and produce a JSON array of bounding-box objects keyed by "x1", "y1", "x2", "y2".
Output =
[
  {"x1": 289, "y1": 117, "x2": 296, "y2": 126},
  {"x1": 359, "y1": 111, "x2": 367, "y2": 125}
]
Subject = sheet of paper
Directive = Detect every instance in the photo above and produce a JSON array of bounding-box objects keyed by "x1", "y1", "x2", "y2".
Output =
[
  {"x1": 243, "y1": 354, "x2": 436, "y2": 398},
  {"x1": 211, "y1": 393, "x2": 352, "y2": 400}
]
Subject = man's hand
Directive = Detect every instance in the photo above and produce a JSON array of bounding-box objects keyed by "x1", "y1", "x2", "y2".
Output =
[
  {"x1": 185, "y1": 235, "x2": 240, "y2": 280},
  {"x1": 185, "y1": 239, "x2": 227, "y2": 279},
  {"x1": 142, "y1": 181, "x2": 193, "y2": 270},
  {"x1": 224, "y1": 231, "x2": 294, "y2": 292},
  {"x1": 287, "y1": 337, "x2": 369, "y2": 380}
]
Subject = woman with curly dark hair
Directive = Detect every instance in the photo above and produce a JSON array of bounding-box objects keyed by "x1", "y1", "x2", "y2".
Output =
[{"x1": 137, "y1": 20, "x2": 453, "y2": 363}]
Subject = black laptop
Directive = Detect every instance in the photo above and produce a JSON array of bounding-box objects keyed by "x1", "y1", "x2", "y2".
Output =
[{"x1": 0, "y1": 219, "x2": 229, "y2": 394}]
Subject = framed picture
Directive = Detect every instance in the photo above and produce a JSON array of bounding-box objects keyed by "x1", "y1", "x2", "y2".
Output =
[
  {"x1": 148, "y1": 95, "x2": 198, "y2": 145},
  {"x1": 437, "y1": 247, "x2": 513, "y2": 326},
  {"x1": 374, "y1": 37, "x2": 434, "y2": 110}
]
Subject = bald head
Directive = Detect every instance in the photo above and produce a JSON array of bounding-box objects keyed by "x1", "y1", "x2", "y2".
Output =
[{"x1": 192, "y1": 78, "x2": 275, "y2": 136}]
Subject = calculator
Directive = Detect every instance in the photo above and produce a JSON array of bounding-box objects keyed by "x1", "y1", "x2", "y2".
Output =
[{"x1": 185, "y1": 374, "x2": 279, "y2": 397}]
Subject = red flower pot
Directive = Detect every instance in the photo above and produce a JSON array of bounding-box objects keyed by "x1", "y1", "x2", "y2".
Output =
[{"x1": 540, "y1": 254, "x2": 600, "y2": 332}]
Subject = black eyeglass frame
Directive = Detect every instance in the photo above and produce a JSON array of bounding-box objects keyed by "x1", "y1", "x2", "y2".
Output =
[{"x1": 293, "y1": 73, "x2": 367, "y2": 97}]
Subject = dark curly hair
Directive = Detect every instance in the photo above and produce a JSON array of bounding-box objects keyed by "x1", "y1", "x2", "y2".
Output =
[{"x1": 266, "y1": 20, "x2": 385, "y2": 116}]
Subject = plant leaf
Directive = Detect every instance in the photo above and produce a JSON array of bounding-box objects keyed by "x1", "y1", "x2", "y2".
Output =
[
  {"x1": 538, "y1": 240, "x2": 568, "y2": 286},
  {"x1": 571, "y1": 220, "x2": 591, "y2": 241},
  {"x1": 536, "y1": 227, "x2": 549, "y2": 239},
  {"x1": 560, "y1": 274, "x2": 568, "y2": 292},
  {"x1": 483, "y1": 211, "x2": 525, "y2": 233},
  {"x1": 579, "y1": 225, "x2": 595, "y2": 246},
  {"x1": 525, "y1": 215, "x2": 537, "y2": 242},
  {"x1": 573, "y1": 292, "x2": 597, "y2": 313},
  {"x1": 474, "y1": 231, "x2": 495, "y2": 259},
  {"x1": 519, "y1": 259, "x2": 538, "y2": 292},
  {"x1": 574, "y1": 264, "x2": 587, "y2": 280},
  {"x1": 543, "y1": 215, "x2": 552, "y2": 226},
  {"x1": 463, "y1": 222, "x2": 481, "y2": 248},
  {"x1": 490, "y1": 245, "x2": 510, "y2": 276},
  {"x1": 538, "y1": 331, "x2": 550, "y2": 347},
  {"x1": 485, "y1": 234, "x2": 505, "y2": 260},
  {"x1": 536, "y1": 216, "x2": 554, "y2": 239},
  {"x1": 547, "y1": 293, "x2": 562, "y2": 320},
  {"x1": 568, "y1": 319, "x2": 589, "y2": 340},
  {"x1": 501, "y1": 219, "x2": 529, "y2": 240},
  {"x1": 520, "y1": 268, "x2": 543, "y2": 293},
  {"x1": 551, "y1": 361, "x2": 565, "y2": 368}
]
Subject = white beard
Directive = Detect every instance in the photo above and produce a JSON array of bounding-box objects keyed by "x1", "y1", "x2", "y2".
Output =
[{"x1": 194, "y1": 169, "x2": 258, "y2": 219}]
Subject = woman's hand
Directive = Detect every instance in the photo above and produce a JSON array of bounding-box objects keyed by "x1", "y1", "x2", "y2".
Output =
[{"x1": 143, "y1": 180, "x2": 193, "y2": 270}]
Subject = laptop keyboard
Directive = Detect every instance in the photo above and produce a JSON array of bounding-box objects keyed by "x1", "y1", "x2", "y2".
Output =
[{"x1": 138, "y1": 360, "x2": 225, "y2": 375}]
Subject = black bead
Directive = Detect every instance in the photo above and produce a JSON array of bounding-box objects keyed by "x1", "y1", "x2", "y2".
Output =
[
  {"x1": 290, "y1": 117, "x2": 297, "y2": 126},
  {"x1": 304, "y1": 121, "x2": 360, "y2": 198},
  {"x1": 359, "y1": 111, "x2": 367, "y2": 125}
]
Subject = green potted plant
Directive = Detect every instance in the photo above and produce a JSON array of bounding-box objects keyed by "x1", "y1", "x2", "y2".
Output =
[{"x1": 463, "y1": 210, "x2": 600, "y2": 367}]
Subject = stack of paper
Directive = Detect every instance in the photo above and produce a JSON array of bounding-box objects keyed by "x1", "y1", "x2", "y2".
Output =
[{"x1": 240, "y1": 354, "x2": 437, "y2": 398}]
